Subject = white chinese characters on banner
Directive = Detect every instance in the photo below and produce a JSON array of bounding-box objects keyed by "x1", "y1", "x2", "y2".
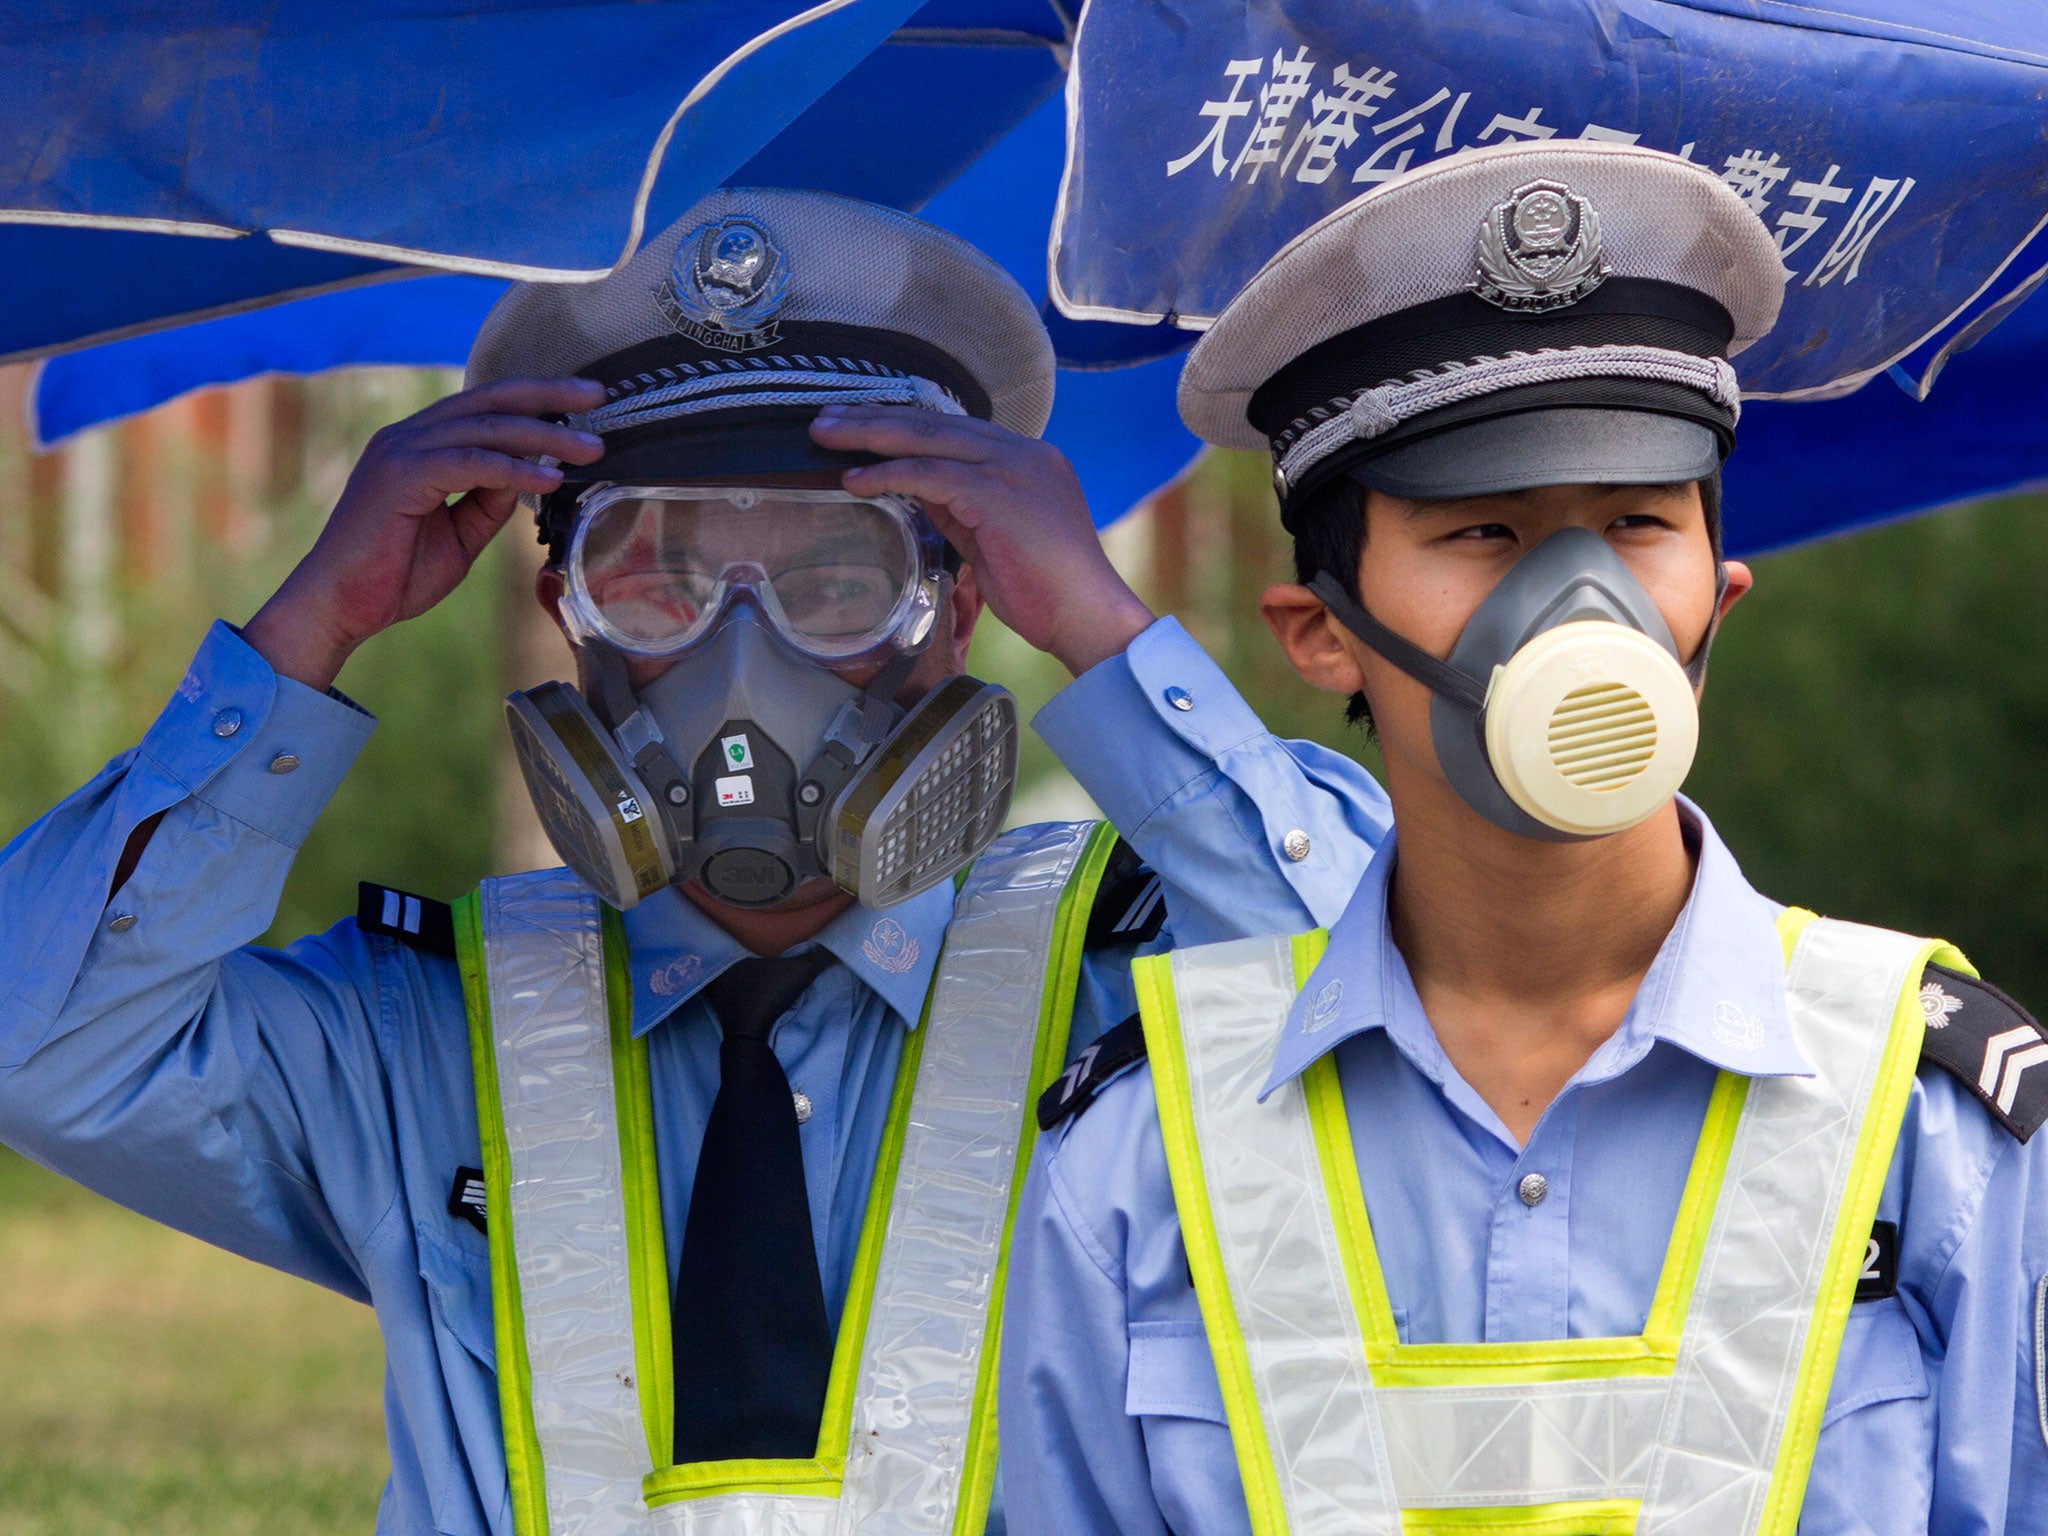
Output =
[{"x1": 1166, "y1": 51, "x2": 1915, "y2": 286}]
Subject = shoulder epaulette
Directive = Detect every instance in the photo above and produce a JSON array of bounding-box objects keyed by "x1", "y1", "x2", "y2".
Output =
[
  {"x1": 1916, "y1": 962, "x2": 2048, "y2": 1142},
  {"x1": 1084, "y1": 837, "x2": 1167, "y2": 950},
  {"x1": 1038, "y1": 1014, "x2": 1149, "y2": 1132},
  {"x1": 357, "y1": 882, "x2": 457, "y2": 957}
]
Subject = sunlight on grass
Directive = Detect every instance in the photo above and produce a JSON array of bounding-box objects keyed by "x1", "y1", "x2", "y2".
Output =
[{"x1": 0, "y1": 1150, "x2": 388, "y2": 1534}]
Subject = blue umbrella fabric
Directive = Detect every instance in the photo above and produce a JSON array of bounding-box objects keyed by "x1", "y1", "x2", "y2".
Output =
[
  {"x1": 0, "y1": 0, "x2": 1068, "y2": 362},
  {"x1": 1053, "y1": 0, "x2": 2048, "y2": 400}
]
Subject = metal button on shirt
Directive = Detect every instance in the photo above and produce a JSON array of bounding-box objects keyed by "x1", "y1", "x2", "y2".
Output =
[
  {"x1": 792, "y1": 1089, "x2": 813, "y2": 1125},
  {"x1": 1165, "y1": 686, "x2": 1194, "y2": 711},
  {"x1": 269, "y1": 752, "x2": 300, "y2": 774},
  {"x1": 212, "y1": 708, "x2": 243, "y2": 738},
  {"x1": 1283, "y1": 829, "x2": 1312, "y2": 862},
  {"x1": 1517, "y1": 1172, "x2": 1549, "y2": 1207},
  {"x1": 107, "y1": 912, "x2": 138, "y2": 933}
]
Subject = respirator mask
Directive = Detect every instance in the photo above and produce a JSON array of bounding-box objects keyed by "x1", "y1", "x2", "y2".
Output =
[
  {"x1": 506, "y1": 484, "x2": 1017, "y2": 910},
  {"x1": 1310, "y1": 525, "x2": 1722, "y2": 840}
]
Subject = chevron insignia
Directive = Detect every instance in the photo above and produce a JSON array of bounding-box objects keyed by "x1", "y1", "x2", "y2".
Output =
[
  {"x1": 1916, "y1": 963, "x2": 2048, "y2": 1142},
  {"x1": 1039, "y1": 1015, "x2": 1149, "y2": 1132}
]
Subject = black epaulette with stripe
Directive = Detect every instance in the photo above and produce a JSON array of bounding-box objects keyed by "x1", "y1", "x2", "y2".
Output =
[
  {"x1": 357, "y1": 882, "x2": 457, "y2": 958},
  {"x1": 1038, "y1": 1014, "x2": 1149, "y2": 1132},
  {"x1": 1915, "y1": 963, "x2": 2048, "y2": 1142},
  {"x1": 1084, "y1": 837, "x2": 1167, "y2": 950}
]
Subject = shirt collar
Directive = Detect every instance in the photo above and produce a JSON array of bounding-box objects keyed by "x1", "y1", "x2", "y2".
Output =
[
  {"x1": 1262, "y1": 800, "x2": 1814, "y2": 1100},
  {"x1": 619, "y1": 879, "x2": 954, "y2": 1038}
]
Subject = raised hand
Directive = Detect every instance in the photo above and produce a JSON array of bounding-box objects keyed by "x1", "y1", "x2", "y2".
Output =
[
  {"x1": 243, "y1": 377, "x2": 607, "y2": 692},
  {"x1": 809, "y1": 405, "x2": 1155, "y2": 677}
]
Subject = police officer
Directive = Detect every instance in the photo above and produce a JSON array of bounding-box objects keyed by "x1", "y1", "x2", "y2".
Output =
[
  {"x1": 1002, "y1": 142, "x2": 2048, "y2": 1534},
  {"x1": 0, "y1": 190, "x2": 1391, "y2": 1535}
]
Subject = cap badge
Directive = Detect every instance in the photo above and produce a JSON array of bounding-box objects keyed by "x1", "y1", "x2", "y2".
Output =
[
  {"x1": 1472, "y1": 180, "x2": 1608, "y2": 313},
  {"x1": 657, "y1": 215, "x2": 791, "y2": 352}
]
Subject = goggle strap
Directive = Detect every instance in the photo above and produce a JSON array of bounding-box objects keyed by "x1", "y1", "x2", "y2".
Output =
[{"x1": 1307, "y1": 571, "x2": 1491, "y2": 714}]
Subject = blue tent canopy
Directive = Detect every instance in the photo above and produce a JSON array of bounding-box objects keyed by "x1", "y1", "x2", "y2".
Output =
[{"x1": 8, "y1": 1, "x2": 2048, "y2": 547}]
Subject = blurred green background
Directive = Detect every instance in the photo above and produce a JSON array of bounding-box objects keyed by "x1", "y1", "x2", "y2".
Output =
[{"x1": 0, "y1": 371, "x2": 2042, "y2": 1530}]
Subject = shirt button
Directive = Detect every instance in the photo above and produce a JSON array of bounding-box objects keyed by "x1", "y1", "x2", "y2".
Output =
[
  {"x1": 1164, "y1": 686, "x2": 1194, "y2": 711},
  {"x1": 1282, "y1": 829, "x2": 1312, "y2": 862},
  {"x1": 792, "y1": 1089, "x2": 813, "y2": 1125},
  {"x1": 212, "y1": 708, "x2": 243, "y2": 739},
  {"x1": 1517, "y1": 1172, "x2": 1549, "y2": 1208},
  {"x1": 107, "y1": 912, "x2": 138, "y2": 933},
  {"x1": 269, "y1": 752, "x2": 300, "y2": 774}
]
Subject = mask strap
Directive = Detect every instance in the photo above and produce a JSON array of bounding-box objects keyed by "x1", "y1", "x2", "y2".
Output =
[
  {"x1": 1306, "y1": 571, "x2": 1490, "y2": 714},
  {"x1": 1682, "y1": 561, "x2": 1731, "y2": 689},
  {"x1": 856, "y1": 652, "x2": 918, "y2": 745}
]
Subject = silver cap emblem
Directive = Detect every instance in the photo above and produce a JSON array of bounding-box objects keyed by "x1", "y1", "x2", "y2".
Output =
[
  {"x1": 1472, "y1": 180, "x2": 1608, "y2": 313},
  {"x1": 657, "y1": 215, "x2": 791, "y2": 352}
]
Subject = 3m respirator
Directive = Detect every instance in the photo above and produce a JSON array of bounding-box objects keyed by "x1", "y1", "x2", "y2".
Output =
[{"x1": 505, "y1": 485, "x2": 1017, "y2": 910}]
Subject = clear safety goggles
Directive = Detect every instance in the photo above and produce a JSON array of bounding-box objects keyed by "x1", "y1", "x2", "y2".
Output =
[{"x1": 561, "y1": 485, "x2": 946, "y2": 663}]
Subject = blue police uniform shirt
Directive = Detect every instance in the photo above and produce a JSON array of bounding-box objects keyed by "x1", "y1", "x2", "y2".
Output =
[
  {"x1": 0, "y1": 617, "x2": 1390, "y2": 1536},
  {"x1": 1002, "y1": 806, "x2": 2048, "y2": 1535}
]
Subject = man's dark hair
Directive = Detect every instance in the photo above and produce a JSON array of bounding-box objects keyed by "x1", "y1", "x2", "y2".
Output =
[{"x1": 1287, "y1": 468, "x2": 1725, "y2": 732}]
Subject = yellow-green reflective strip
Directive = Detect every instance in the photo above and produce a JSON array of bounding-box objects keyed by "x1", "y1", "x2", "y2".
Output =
[
  {"x1": 640, "y1": 980, "x2": 931, "y2": 1510},
  {"x1": 1293, "y1": 928, "x2": 1760, "y2": 1386},
  {"x1": 602, "y1": 905, "x2": 673, "y2": 1471},
  {"x1": 1135, "y1": 949, "x2": 1291, "y2": 1536},
  {"x1": 456, "y1": 892, "x2": 550, "y2": 1536},
  {"x1": 1399, "y1": 1498, "x2": 1639, "y2": 1534},
  {"x1": 953, "y1": 820, "x2": 1119, "y2": 1536},
  {"x1": 1754, "y1": 927, "x2": 1961, "y2": 1536}
]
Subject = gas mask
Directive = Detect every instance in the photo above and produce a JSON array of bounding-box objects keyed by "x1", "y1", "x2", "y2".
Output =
[
  {"x1": 1310, "y1": 526, "x2": 1720, "y2": 840},
  {"x1": 506, "y1": 485, "x2": 1017, "y2": 910}
]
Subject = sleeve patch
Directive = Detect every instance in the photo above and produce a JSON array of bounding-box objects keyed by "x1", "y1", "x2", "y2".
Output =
[
  {"x1": 1038, "y1": 1015, "x2": 1149, "y2": 1132},
  {"x1": 357, "y1": 882, "x2": 457, "y2": 957},
  {"x1": 1085, "y1": 838, "x2": 1167, "y2": 950},
  {"x1": 1917, "y1": 963, "x2": 2048, "y2": 1142},
  {"x1": 448, "y1": 1166, "x2": 488, "y2": 1235}
]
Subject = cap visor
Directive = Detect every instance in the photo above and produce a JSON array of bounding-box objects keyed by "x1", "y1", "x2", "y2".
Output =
[{"x1": 1352, "y1": 408, "x2": 1721, "y2": 500}]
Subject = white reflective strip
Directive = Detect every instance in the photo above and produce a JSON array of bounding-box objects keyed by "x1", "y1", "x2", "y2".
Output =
[
  {"x1": 1166, "y1": 915, "x2": 1918, "y2": 1531},
  {"x1": 1379, "y1": 1376, "x2": 1665, "y2": 1506},
  {"x1": 1638, "y1": 917, "x2": 1923, "y2": 1535},
  {"x1": 650, "y1": 1496, "x2": 832, "y2": 1536},
  {"x1": 1165, "y1": 936, "x2": 1402, "y2": 1535},
  {"x1": 836, "y1": 819, "x2": 1100, "y2": 1532},
  {"x1": 481, "y1": 869, "x2": 653, "y2": 1536}
]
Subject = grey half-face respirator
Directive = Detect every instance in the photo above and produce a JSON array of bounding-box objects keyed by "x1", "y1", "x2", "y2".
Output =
[
  {"x1": 504, "y1": 485, "x2": 1018, "y2": 911},
  {"x1": 1310, "y1": 526, "x2": 1721, "y2": 840}
]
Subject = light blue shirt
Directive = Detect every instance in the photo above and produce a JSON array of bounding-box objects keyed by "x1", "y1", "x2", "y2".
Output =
[
  {"x1": 0, "y1": 616, "x2": 1390, "y2": 1536},
  {"x1": 1003, "y1": 809, "x2": 2048, "y2": 1535}
]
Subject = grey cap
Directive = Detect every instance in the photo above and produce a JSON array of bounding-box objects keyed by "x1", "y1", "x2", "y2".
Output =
[{"x1": 1352, "y1": 408, "x2": 1721, "y2": 500}]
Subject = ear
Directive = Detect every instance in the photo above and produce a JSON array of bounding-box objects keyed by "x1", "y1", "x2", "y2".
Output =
[
  {"x1": 1717, "y1": 559, "x2": 1753, "y2": 621},
  {"x1": 1260, "y1": 582, "x2": 1369, "y2": 697},
  {"x1": 535, "y1": 564, "x2": 567, "y2": 630},
  {"x1": 943, "y1": 564, "x2": 984, "y2": 670}
]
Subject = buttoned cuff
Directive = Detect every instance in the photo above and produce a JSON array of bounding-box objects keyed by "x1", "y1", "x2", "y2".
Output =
[
  {"x1": 1032, "y1": 616, "x2": 1266, "y2": 836},
  {"x1": 136, "y1": 621, "x2": 378, "y2": 847}
]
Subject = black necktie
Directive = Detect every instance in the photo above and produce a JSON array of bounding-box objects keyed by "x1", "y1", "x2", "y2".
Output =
[{"x1": 670, "y1": 948, "x2": 837, "y2": 1464}]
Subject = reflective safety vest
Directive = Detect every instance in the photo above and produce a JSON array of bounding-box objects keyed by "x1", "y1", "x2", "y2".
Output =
[
  {"x1": 454, "y1": 819, "x2": 1119, "y2": 1536},
  {"x1": 1132, "y1": 907, "x2": 1966, "y2": 1536}
]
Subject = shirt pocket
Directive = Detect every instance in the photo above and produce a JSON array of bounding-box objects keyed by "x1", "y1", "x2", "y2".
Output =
[
  {"x1": 417, "y1": 1222, "x2": 497, "y2": 1373},
  {"x1": 1802, "y1": 1297, "x2": 1934, "y2": 1532},
  {"x1": 1126, "y1": 1319, "x2": 1227, "y2": 1424},
  {"x1": 1821, "y1": 1295, "x2": 1928, "y2": 1427}
]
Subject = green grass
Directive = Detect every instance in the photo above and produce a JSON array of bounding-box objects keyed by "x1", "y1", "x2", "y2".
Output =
[{"x1": 0, "y1": 1149, "x2": 387, "y2": 1534}]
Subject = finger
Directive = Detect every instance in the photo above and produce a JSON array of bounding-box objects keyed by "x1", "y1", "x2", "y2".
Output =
[
  {"x1": 408, "y1": 375, "x2": 607, "y2": 430},
  {"x1": 446, "y1": 487, "x2": 522, "y2": 560},
  {"x1": 840, "y1": 456, "x2": 986, "y2": 509},
  {"x1": 810, "y1": 408, "x2": 1000, "y2": 464},
  {"x1": 407, "y1": 447, "x2": 565, "y2": 506},
  {"x1": 409, "y1": 413, "x2": 606, "y2": 465}
]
